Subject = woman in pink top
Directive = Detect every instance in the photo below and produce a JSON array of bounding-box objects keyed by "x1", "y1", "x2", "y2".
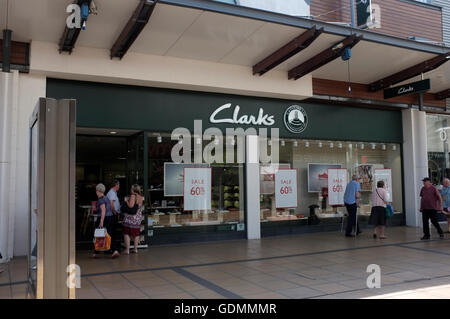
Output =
[{"x1": 370, "y1": 180, "x2": 389, "y2": 239}]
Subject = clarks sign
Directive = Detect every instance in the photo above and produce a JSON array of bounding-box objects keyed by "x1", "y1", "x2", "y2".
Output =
[
  {"x1": 209, "y1": 103, "x2": 308, "y2": 134},
  {"x1": 209, "y1": 103, "x2": 275, "y2": 126},
  {"x1": 384, "y1": 79, "x2": 430, "y2": 99}
]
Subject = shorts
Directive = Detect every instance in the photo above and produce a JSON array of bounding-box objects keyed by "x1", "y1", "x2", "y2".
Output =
[{"x1": 123, "y1": 226, "x2": 140, "y2": 237}]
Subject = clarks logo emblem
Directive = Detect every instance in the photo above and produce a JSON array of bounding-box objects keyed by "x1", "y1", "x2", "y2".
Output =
[
  {"x1": 284, "y1": 105, "x2": 308, "y2": 134},
  {"x1": 398, "y1": 86, "x2": 414, "y2": 94},
  {"x1": 209, "y1": 103, "x2": 275, "y2": 126}
]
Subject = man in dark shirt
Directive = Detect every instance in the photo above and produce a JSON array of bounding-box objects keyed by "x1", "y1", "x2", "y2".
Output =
[{"x1": 420, "y1": 177, "x2": 444, "y2": 240}]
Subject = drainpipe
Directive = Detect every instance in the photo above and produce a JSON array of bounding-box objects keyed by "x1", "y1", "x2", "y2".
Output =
[
  {"x1": 350, "y1": 0, "x2": 356, "y2": 27},
  {"x1": 0, "y1": 71, "x2": 14, "y2": 262},
  {"x1": 2, "y1": 29, "x2": 12, "y2": 73}
]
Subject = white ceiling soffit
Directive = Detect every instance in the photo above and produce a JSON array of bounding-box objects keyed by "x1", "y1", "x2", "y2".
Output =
[{"x1": 0, "y1": 0, "x2": 444, "y2": 86}]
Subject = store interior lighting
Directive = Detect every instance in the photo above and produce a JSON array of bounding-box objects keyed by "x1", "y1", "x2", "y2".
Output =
[
  {"x1": 392, "y1": 145, "x2": 397, "y2": 151},
  {"x1": 281, "y1": 140, "x2": 285, "y2": 147},
  {"x1": 371, "y1": 143, "x2": 376, "y2": 150},
  {"x1": 330, "y1": 142, "x2": 334, "y2": 148},
  {"x1": 157, "y1": 135, "x2": 162, "y2": 143},
  {"x1": 338, "y1": 143, "x2": 342, "y2": 149},
  {"x1": 305, "y1": 141, "x2": 310, "y2": 148},
  {"x1": 382, "y1": 144, "x2": 386, "y2": 150},
  {"x1": 293, "y1": 140, "x2": 298, "y2": 147},
  {"x1": 360, "y1": 143, "x2": 364, "y2": 150},
  {"x1": 318, "y1": 142, "x2": 323, "y2": 148}
]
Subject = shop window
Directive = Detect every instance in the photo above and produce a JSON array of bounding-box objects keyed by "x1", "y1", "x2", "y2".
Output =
[
  {"x1": 427, "y1": 114, "x2": 450, "y2": 185},
  {"x1": 259, "y1": 138, "x2": 403, "y2": 227},
  {"x1": 147, "y1": 133, "x2": 245, "y2": 230}
]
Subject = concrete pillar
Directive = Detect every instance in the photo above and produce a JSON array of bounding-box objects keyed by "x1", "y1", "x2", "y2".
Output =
[
  {"x1": 0, "y1": 71, "x2": 19, "y2": 262},
  {"x1": 246, "y1": 135, "x2": 261, "y2": 239},
  {"x1": 402, "y1": 108, "x2": 428, "y2": 227}
]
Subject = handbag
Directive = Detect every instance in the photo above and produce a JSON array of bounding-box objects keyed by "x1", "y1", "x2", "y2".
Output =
[
  {"x1": 93, "y1": 228, "x2": 111, "y2": 251},
  {"x1": 121, "y1": 201, "x2": 138, "y2": 215},
  {"x1": 94, "y1": 227, "x2": 107, "y2": 237},
  {"x1": 376, "y1": 189, "x2": 393, "y2": 218}
]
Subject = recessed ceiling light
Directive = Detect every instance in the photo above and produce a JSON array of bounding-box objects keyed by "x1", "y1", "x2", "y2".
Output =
[{"x1": 110, "y1": 131, "x2": 117, "y2": 135}]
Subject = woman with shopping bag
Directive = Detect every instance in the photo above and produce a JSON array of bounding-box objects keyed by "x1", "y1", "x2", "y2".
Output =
[{"x1": 91, "y1": 183, "x2": 120, "y2": 259}]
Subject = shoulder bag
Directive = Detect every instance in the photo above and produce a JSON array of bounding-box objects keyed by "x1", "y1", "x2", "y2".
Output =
[{"x1": 376, "y1": 189, "x2": 394, "y2": 218}]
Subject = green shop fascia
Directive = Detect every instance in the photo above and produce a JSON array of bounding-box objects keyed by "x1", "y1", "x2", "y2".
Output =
[{"x1": 47, "y1": 78, "x2": 404, "y2": 244}]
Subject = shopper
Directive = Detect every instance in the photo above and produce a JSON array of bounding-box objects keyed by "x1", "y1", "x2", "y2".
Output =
[
  {"x1": 344, "y1": 174, "x2": 361, "y2": 237},
  {"x1": 440, "y1": 178, "x2": 450, "y2": 233},
  {"x1": 107, "y1": 180, "x2": 121, "y2": 217},
  {"x1": 122, "y1": 184, "x2": 144, "y2": 255},
  {"x1": 370, "y1": 180, "x2": 388, "y2": 239},
  {"x1": 420, "y1": 177, "x2": 444, "y2": 240},
  {"x1": 0, "y1": 252, "x2": 3, "y2": 274},
  {"x1": 92, "y1": 183, "x2": 120, "y2": 258}
]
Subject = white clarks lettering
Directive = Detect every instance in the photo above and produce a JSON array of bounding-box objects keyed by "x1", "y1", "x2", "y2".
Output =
[
  {"x1": 398, "y1": 86, "x2": 414, "y2": 95},
  {"x1": 210, "y1": 103, "x2": 275, "y2": 126},
  {"x1": 174, "y1": 303, "x2": 208, "y2": 317}
]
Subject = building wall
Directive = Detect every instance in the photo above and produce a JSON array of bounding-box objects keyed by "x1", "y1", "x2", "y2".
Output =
[
  {"x1": 30, "y1": 41, "x2": 313, "y2": 102},
  {"x1": 311, "y1": 0, "x2": 443, "y2": 42},
  {"x1": 433, "y1": 0, "x2": 450, "y2": 45}
]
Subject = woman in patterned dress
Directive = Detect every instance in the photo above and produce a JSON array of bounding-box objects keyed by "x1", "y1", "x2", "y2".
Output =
[{"x1": 122, "y1": 184, "x2": 144, "y2": 254}]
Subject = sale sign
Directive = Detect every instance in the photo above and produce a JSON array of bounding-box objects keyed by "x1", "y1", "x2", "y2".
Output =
[
  {"x1": 275, "y1": 169, "x2": 298, "y2": 208},
  {"x1": 328, "y1": 169, "x2": 348, "y2": 205},
  {"x1": 183, "y1": 167, "x2": 212, "y2": 211},
  {"x1": 374, "y1": 169, "x2": 392, "y2": 202}
]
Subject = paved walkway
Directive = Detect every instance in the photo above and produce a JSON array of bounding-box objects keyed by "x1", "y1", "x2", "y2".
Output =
[{"x1": 1, "y1": 226, "x2": 450, "y2": 299}]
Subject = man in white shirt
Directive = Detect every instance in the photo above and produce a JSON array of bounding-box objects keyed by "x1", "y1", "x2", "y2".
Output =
[{"x1": 107, "y1": 180, "x2": 121, "y2": 216}]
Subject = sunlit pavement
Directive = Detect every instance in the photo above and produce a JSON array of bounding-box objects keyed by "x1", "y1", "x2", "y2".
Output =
[{"x1": 1, "y1": 226, "x2": 450, "y2": 299}]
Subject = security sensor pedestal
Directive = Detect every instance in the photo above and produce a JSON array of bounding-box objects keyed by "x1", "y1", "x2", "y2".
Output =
[{"x1": 28, "y1": 98, "x2": 76, "y2": 299}]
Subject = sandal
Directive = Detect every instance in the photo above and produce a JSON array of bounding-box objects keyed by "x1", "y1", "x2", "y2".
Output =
[{"x1": 111, "y1": 251, "x2": 120, "y2": 259}]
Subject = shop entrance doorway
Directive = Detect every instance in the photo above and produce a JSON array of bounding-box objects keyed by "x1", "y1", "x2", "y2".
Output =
[{"x1": 75, "y1": 129, "x2": 144, "y2": 249}]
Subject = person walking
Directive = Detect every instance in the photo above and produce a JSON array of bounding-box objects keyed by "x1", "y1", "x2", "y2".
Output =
[
  {"x1": 107, "y1": 180, "x2": 121, "y2": 252},
  {"x1": 92, "y1": 183, "x2": 120, "y2": 258},
  {"x1": 107, "y1": 180, "x2": 121, "y2": 217},
  {"x1": 122, "y1": 184, "x2": 145, "y2": 255},
  {"x1": 370, "y1": 180, "x2": 389, "y2": 239},
  {"x1": 440, "y1": 178, "x2": 450, "y2": 234},
  {"x1": 344, "y1": 174, "x2": 361, "y2": 237},
  {"x1": 420, "y1": 177, "x2": 444, "y2": 240}
]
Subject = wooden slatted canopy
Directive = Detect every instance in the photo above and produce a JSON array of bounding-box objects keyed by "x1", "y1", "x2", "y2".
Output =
[
  {"x1": 288, "y1": 34, "x2": 363, "y2": 80},
  {"x1": 253, "y1": 26, "x2": 323, "y2": 76},
  {"x1": 368, "y1": 52, "x2": 450, "y2": 92},
  {"x1": 110, "y1": 0, "x2": 157, "y2": 59}
]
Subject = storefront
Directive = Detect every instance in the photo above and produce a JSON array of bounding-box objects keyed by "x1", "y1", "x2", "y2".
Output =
[
  {"x1": 47, "y1": 78, "x2": 405, "y2": 246},
  {"x1": 427, "y1": 113, "x2": 450, "y2": 185}
]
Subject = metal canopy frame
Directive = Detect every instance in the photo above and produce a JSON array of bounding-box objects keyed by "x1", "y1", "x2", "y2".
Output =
[
  {"x1": 58, "y1": 0, "x2": 92, "y2": 53},
  {"x1": 110, "y1": 0, "x2": 158, "y2": 59},
  {"x1": 435, "y1": 89, "x2": 450, "y2": 100},
  {"x1": 288, "y1": 34, "x2": 363, "y2": 80},
  {"x1": 157, "y1": 0, "x2": 448, "y2": 55},
  {"x1": 253, "y1": 26, "x2": 323, "y2": 76}
]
